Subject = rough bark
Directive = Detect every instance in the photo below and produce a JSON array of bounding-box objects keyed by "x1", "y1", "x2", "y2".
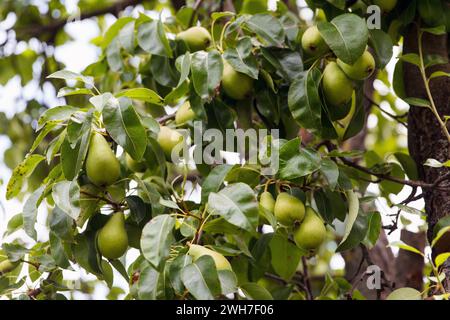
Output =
[
  {"x1": 395, "y1": 230, "x2": 426, "y2": 291},
  {"x1": 404, "y1": 24, "x2": 450, "y2": 248}
]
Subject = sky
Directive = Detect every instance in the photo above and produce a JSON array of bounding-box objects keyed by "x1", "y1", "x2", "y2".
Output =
[{"x1": 0, "y1": 0, "x2": 427, "y2": 299}]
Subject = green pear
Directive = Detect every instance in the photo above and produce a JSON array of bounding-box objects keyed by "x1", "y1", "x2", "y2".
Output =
[
  {"x1": 260, "y1": 191, "x2": 275, "y2": 213},
  {"x1": 86, "y1": 132, "x2": 120, "y2": 186},
  {"x1": 0, "y1": 259, "x2": 20, "y2": 275},
  {"x1": 337, "y1": 51, "x2": 375, "y2": 80},
  {"x1": 187, "y1": 244, "x2": 232, "y2": 271},
  {"x1": 175, "y1": 101, "x2": 195, "y2": 125},
  {"x1": 125, "y1": 153, "x2": 146, "y2": 173},
  {"x1": 274, "y1": 192, "x2": 305, "y2": 226},
  {"x1": 97, "y1": 212, "x2": 128, "y2": 259},
  {"x1": 322, "y1": 61, "x2": 354, "y2": 109},
  {"x1": 176, "y1": 26, "x2": 211, "y2": 52},
  {"x1": 221, "y1": 60, "x2": 253, "y2": 100},
  {"x1": 157, "y1": 126, "x2": 184, "y2": 159},
  {"x1": 301, "y1": 25, "x2": 329, "y2": 57},
  {"x1": 240, "y1": 0, "x2": 267, "y2": 14},
  {"x1": 293, "y1": 207, "x2": 326, "y2": 250},
  {"x1": 373, "y1": 0, "x2": 397, "y2": 12}
]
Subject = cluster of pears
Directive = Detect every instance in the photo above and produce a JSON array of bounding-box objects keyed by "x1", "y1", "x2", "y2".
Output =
[
  {"x1": 260, "y1": 191, "x2": 327, "y2": 251},
  {"x1": 176, "y1": 26, "x2": 253, "y2": 101},
  {"x1": 301, "y1": 25, "x2": 375, "y2": 112},
  {"x1": 187, "y1": 244, "x2": 232, "y2": 271}
]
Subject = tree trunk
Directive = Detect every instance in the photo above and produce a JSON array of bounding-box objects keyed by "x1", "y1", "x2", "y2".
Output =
[{"x1": 404, "y1": 22, "x2": 450, "y2": 288}]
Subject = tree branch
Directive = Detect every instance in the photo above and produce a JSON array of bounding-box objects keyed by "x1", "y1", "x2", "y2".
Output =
[{"x1": 16, "y1": 0, "x2": 145, "y2": 39}]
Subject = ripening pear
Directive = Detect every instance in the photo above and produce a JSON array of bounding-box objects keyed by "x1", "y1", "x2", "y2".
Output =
[
  {"x1": 175, "y1": 101, "x2": 195, "y2": 125},
  {"x1": 240, "y1": 0, "x2": 268, "y2": 14},
  {"x1": 301, "y1": 25, "x2": 329, "y2": 57},
  {"x1": 293, "y1": 207, "x2": 326, "y2": 250},
  {"x1": 322, "y1": 61, "x2": 354, "y2": 109},
  {"x1": 337, "y1": 51, "x2": 376, "y2": 80},
  {"x1": 97, "y1": 212, "x2": 128, "y2": 259},
  {"x1": 0, "y1": 259, "x2": 19, "y2": 275},
  {"x1": 125, "y1": 153, "x2": 146, "y2": 173},
  {"x1": 157, "y1": 126, "x2": 184, "y2": 159},
  {"x1": 259, "y1": 191, "x2": 275, "y2": 213},
  {"x1": 373, "y1": 0, "x2": 397, "y2": 12},
  {"x1": 274, "y1": 192, "x2": 305, "y2": 226},
  {"x1": 176, "y1": 26, "x2": 211, "y2": 52},
  {"x1": 221, "y1": 60, "x2": 253, "y2": 100},
  {"x1": 86, "y1": 132, "x2": 120, "y2": 186},
  {"x1": 187, "y1": 244, "x2": 232, "y2": 271}
]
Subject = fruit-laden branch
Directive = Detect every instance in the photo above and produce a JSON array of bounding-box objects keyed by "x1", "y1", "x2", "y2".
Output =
[{"x1": 15, "y1": 0, "x2": 145, "y2": 39}]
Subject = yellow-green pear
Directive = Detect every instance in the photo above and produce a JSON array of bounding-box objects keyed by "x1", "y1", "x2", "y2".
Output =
[
  {"x1": 301, "y1": 25, "x2": 329, "y2": 57},
  {"x1": 221, "y1": 60, "x2": 253, "y2": 100},
  {"x1": 0, "y1": 259, "x2": 19, "y2": 275},
  {"x1": 157, "y1": 126, "x2": 184, "y2": 159},
  {"x1": 274, "y1": 192, "x2": 305, "y2": 226},
  {"x1": 97, "y1": 212, "x2": 128, "y2": 259},
  {"x1": 86, "y1": 132, "x2": 120, "y2": 186},
  {"x1": 337, "y1": 51, "x2": 375, "y2": 80},
  {"x1": 175, "y1": 101, "x2": 195, "y2": 125},
  {"x1": 176, "y1": 26, "x2": 211, "y2": 52},
  {"x1": 373, "y1": 0, "x2": 397, "y2": 12},
  {"x1": 187, "y1": 244, "x2": 232, "y2": 271},
  {"x1": 293, "y1": 207, "x2": 326, "y2": 250},
  {"x1": 322, "y1": 61, "x2": 354, "y2": 108},
  {"x1": 259, "y1": 191, "x2": 275, "y2": 213},
  {"x1": 125, "y1": 153, "x2": 146, "y2": 173}
]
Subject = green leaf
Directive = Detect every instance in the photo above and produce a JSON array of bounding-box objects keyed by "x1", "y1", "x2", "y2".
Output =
[
  {"x1": 288, "y1": 68, "x2": 322, "y2": 131},
  {"x1": 240, "y1": 282, "x2": 273, "y2": 300},
  {"x1": 60, "y1": 113, "x2": 92, "y2": 180},
  {"x1": 429, "y1": 71, "x2": 450, "y2": 80},
  {"x1": 394, "y1": 152, "x2": 419, "y2": 180},
  {"x1": 176, "y1": 53, "x2": 191, "y2": 87},
  {"x1": 223, "y1": 37, "x2": 259, "y2": 79},
  {"x1": 138, "y1": 265, "x2": 161, "y2": 300},
  {"x1": 435, "y1": 252, "x2": 450, "y2": 269},
  {"x1": 260, "y1": 47, "x2": 303, "y2": 82},
  {"x1": 424, "y1": 158, "x2": 444, "y2": 168},
  {"x1": 201, "y1": 164, "x2": 233, "y2": 203},
  {"x1": 278, "y1": 139, "x2": 321, "y2": 180},
  {"x1": 37, "y1": 105, "x2": 78, "y2": 130},
  {"x1": 269, "y1": 233, "x2": 303, "y2": 280},
  {"x1": 339, "y1": 190, "x2": 359, "y2": 247},
  {"x1": 102, "y1": 17, "x2": 135, "y2": 49},
  {"x1": 181, "y1": 255, "x2": 221, "y2": 300},
  {"x1": 318, "y1": 14, "x2": 368, "y2": 65},
  {"x1": 103, "y1": 97, "x2": 147, "y2": 161},
  {"x1": 137, "y1": 20, "x2": 172, "y2": 57},
  {"x1": 245, "y1": 14, "x2": 285, "y2": 46},
  {"x1": 364, "y1": 212, "x2": 382, "y2": 248},
  {"x1": 389, "y1": 241, "x2": 424, "y2": 257},
  {"x1": 72, "y1": 232, "x2": 102, "y2": 275},
  {"x1": 57, "y1": 87, "x2": 93, "y2": 98},
  {"x1": 399, "y1": 54, "x2": 421, "y2": 67},
  {"x1": 22, "y1": 186, "x2": 45, "y2": 240},
  {"x1": 320, "y1": 158, "x2": 339, "y2": 189},
  {"x1": 141, "y1": 215, "x2": 176, "y2": 270},
  {"x1": 218, "y1": 270, "x2": 238, "y2": 295},
  {"x1": 52, "y1": 180, "x2": 80, "y2": 220},
  {"x1": 431, "y1": 226, "x2": 450, "y2": 248},
  {"x1": 169, "y1": 254, "x2": 192, "y2": 294},
  {"x1": 421, "y1": 25, "x2": 446, "y2": 35},
  {"x1": 336, "y1": 213, "x2": 368, "y2": 252},
  {"x1": 207, "y1": 183, "x2": 259, "y2": 233},
  {"x1": 368, "y1": 29, "x2": 393, "y2": 68},
  {"x1": 47, "y1": 70, "x2": 94, "y2": 86},
  {"x1": 115, "y1": 88, "x2": 163, "y2": 105},
  {"x1": 403, "y1": 97, "x2": 430, "y2": 108},
  {"x1": 190, "y1": 50, "x2": 223, "y2": 99},
  {"x1": 6, "y1": 154, "x2": 45, "y2": 200}
]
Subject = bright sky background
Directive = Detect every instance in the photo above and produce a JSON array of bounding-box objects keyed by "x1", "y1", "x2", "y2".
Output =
[{"x1": 0, "y1": 0, "x2": 426, "y2": 299}]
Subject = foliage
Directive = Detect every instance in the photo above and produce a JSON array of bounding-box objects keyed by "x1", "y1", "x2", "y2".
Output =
[{"x1": 0, "y1": 0, "x2": 449, "y2": 300}]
